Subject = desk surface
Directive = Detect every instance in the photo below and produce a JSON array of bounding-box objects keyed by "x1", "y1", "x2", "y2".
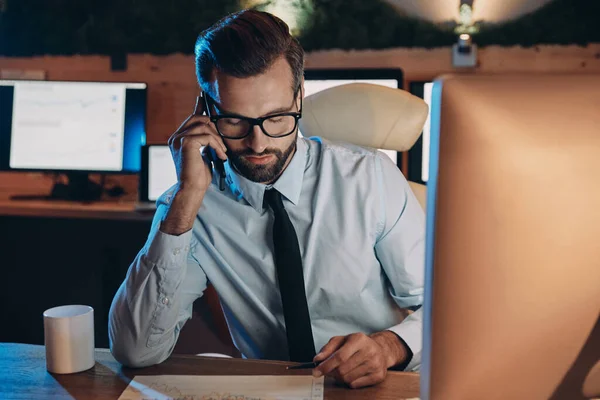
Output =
[
  {"x1": 0, "y1": 343, "x2": 420, "y2": 399},
  {"x1": 0, "y1": 173, "x2": 153, "y2": 221},
  {"x1": 0, "y1": 195, "x2": 153, "y2": 221}
]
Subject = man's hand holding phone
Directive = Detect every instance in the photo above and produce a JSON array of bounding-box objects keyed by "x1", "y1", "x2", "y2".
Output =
[{"x1": 160, "y1": 94, "x2": 228, "y2": 236}]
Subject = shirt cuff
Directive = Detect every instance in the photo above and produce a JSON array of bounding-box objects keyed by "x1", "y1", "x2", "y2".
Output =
[
  {"x1": 387, "y1": 310, "x2": 422, "y2": 372},
  {"x1": 144, "y1": 227, "x2": 193, "y2": 269}
]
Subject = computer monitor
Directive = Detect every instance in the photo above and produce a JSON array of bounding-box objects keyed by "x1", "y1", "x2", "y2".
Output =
[
  {"x1": 303, "y1": 69, "x2": 403, "y2": 164},
  {"x1": 0, "y1": 79, "x2": 147, "y2": 200},
  {"x1": 422, "y1": 74, "x2": 600, "y2": 400},
  {"x1": 408, "y1": 81, "x2": 433, "y2": 184},
  {"x1": 139, "y1": 144, "x2": 177, "y2": 205}
]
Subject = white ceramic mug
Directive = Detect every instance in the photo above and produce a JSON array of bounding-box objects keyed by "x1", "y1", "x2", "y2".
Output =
[{"x1": 43, "y1": 305, "x2": 95, "y2": 374}]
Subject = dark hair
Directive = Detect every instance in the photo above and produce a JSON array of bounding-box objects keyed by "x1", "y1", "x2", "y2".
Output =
[{"x1": 194, "y1": 9, "x2": 304, "y2": 96}]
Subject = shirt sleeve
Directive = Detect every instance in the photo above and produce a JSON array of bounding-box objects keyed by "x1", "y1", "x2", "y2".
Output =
[
  {"x1": 373, "y1": 153, "x2": 425, "y2": 371},
  {"x1": 108, "y1": 196, "x2": 208, "y2": 368}
]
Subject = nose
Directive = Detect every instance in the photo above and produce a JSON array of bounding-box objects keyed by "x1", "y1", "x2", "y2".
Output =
[{"x1": 244, "y1": 124, "x2": 269, "y2": 154}]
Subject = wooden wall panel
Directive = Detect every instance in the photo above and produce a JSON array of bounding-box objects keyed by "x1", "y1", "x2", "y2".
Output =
[{"x1": 1, "y1": 44, "x2": 599, "y2": 194}]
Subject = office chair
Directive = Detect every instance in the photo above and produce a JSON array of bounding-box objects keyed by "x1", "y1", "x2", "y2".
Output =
[{"x1": 299, "y1": 83, "x2": 429, "y2": 209}]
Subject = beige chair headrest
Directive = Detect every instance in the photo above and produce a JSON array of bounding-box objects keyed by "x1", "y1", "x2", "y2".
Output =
[{"x1": 299, "y1": 83, "x2": 429, "y2": 152}]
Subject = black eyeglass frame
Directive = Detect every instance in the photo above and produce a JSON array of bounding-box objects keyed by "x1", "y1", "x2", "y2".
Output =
[{"x1": 203, "y1": 89, "x2": 303, "y2": 140}]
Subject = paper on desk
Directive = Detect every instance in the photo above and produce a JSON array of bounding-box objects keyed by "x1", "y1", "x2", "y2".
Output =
[{"x1": 118, "y1": 375, "x2": 324, "y2": 400}]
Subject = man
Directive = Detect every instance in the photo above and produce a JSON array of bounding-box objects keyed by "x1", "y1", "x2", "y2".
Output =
[{"x1": 109, "y1": 9, "x2": 424, "y2": 389}]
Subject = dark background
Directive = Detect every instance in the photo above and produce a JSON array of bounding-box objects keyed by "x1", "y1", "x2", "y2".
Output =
[{"x1": 0, "y1": 0, "x2": 599, "y2": 57}]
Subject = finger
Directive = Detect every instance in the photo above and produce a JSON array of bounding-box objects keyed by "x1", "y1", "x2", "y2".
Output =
[
  {"x1": 315, "y1": 333, "x2": 371, "y2": 377},
  {"x1": 171, "y1": 126, "x2": 227, "y2": 158},
  {"x1": 171, "y1": 115, "x2": 211, "y2": 137},
  {"x1": 172, "y1": 113, "x2": 204, "y2": 139},
  {"x1": 187, "y1": 136, "x2": 227, "y2": 161},
  {"x1": 179, "y1": 133, "x2": 228, "y2": 160},
  {"x1": 339, "y1": 360, "x2": 372, "y2": 385},
  {"x1": 348, "y1": 371, "x2": 386, "y2": 389},
  {"x1": 170, "y1": 119, "x2": 221, "y2": 148},
  {"x1": 314, "y1": 340, "x2": 363, "y2": 377},
  {"x1": 336, "y1": 348, "x2": 371, "y2": 378},
  {"x1": 314, "y1": 336, "x2": 346, "y2": 363},
  {"x1": 169, "y1": 114, "x2": 213, "y2": 146},
  {"x1": 172, "y1": 114, "x2": 195, "y2": 139}
]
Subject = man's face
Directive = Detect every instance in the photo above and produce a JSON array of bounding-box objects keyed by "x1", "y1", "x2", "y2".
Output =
[{"x1": 207, "y1": 56, "x2": 302, "y2": 184}]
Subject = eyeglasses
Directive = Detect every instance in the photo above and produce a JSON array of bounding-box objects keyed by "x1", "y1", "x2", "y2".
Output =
[{"x1": 204, "y1": 91, "x2": 302, "y2": 140}]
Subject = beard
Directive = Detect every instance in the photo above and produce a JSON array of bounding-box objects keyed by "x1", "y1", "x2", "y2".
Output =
[{"x1": 227, "y1": 135, "x2": 297, "y2": 183}]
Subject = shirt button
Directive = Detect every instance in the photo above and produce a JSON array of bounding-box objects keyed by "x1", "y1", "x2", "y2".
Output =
[
  {"x1": 173, "y1": 248, "x2": 180, "y2": 256},
  {"x1": 162, "y1": 297, "x2": 169, "y2": 305},
  {"x1": 184, "y1": 246, "x2": 189, "y2": 252}
]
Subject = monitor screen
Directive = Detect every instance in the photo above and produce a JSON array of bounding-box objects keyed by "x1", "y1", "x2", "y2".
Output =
[
  {"x1": 422, "y1": 74, "x2": 600, "y2": 400},
  {"x1": 0, "y1": 80, "x2": 147, "y2": 173},
  {"x1": 408, "y1": 81, "x2": 434, "y2": 183},
  {"x1": 147, "y1": 145, "x2": 177, "y2": 202},
  {"x1": 303, "y1": 69, "x2": 403, "y2": 164}
]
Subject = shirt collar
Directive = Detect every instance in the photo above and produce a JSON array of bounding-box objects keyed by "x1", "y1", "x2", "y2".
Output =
[{"x1": 224, "y1": 137, "x2": 308, "y2": 213}]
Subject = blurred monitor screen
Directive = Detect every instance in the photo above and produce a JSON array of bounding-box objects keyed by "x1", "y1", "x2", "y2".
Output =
[
  {"x1": 422, "y1": 74, "x2": 600, "y2": 400},
  {"x1": 408, "y1": 81, "x2": 434, "y2": 183},
  {"x1": 143, "y1": 145, "x2": 177, "y2": 202},
  {"x1": 0, "y1": 80, "x2": 147, "y2": 173}
]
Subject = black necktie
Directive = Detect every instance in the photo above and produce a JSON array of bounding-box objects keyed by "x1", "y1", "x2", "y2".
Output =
[{"x1": 265, "y1": 189, "x2": 316, "y2": 362}]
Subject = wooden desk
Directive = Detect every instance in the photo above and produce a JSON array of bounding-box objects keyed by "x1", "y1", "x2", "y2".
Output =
[
  {"x1": 0, "y1": 172, "x2": 144, "y2": 221},
  {"x1": 0, "y1": 194, "x2": 153, "y2": 221},
  {"x1": 0, "y1": 343, "x2": 420, "y2": 399}
]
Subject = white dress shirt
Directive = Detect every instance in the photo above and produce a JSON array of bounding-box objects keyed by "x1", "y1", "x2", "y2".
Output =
[{"x1": 109, "y1": 136, "x2": 425, "y2": 370}]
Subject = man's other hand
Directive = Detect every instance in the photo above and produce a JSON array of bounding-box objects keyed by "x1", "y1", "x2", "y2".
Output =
[{"x1": 312, "y1": 331, "x2": 408, "y2": 389}]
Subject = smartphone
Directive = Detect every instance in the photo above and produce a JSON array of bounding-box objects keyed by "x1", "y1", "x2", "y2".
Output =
[
  {"x1": 207, "y1": 147, "x2": 226, "y2": 191},
  {"x1": 199, "y1": 92, "x2": 227, "y2": 191}
]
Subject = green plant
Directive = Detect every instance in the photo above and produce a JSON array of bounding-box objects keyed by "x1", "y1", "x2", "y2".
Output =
[
  {"x1": 298, "y1": 0, "x2": 455, "y2": 50},
  {"x1": 0, "y1": 0, "x2": 240, "y2": 56},
  {"x1": 0, "y1": 0, "x2": 598, "y2": 57}
]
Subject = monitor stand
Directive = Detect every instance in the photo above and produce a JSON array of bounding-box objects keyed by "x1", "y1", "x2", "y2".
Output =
[{"x1": 10, "y1": 172, "x2": 103, "y2": 202}]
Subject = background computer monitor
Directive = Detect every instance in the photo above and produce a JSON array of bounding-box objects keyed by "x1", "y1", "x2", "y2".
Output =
[
  {"x1": 408, "y1": 81, "x2": 433, "y2": 184},
  {"x1": 303, "y1": 69, "x2": 403, "y2": 164},
  {"x1": 139, "y1": 144, "x2": 177, "y2": 204},
  {"x1": 422, "y1": 74, "x2": 600, "y2": 399},
  {"x1": 0, "y1": 80, "x2": 147, "y2": 200}
]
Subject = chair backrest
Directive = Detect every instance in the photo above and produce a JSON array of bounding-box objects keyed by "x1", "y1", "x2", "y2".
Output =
[{"x1": 299, "y1": 83, "x2": 429, "y2": 209}]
